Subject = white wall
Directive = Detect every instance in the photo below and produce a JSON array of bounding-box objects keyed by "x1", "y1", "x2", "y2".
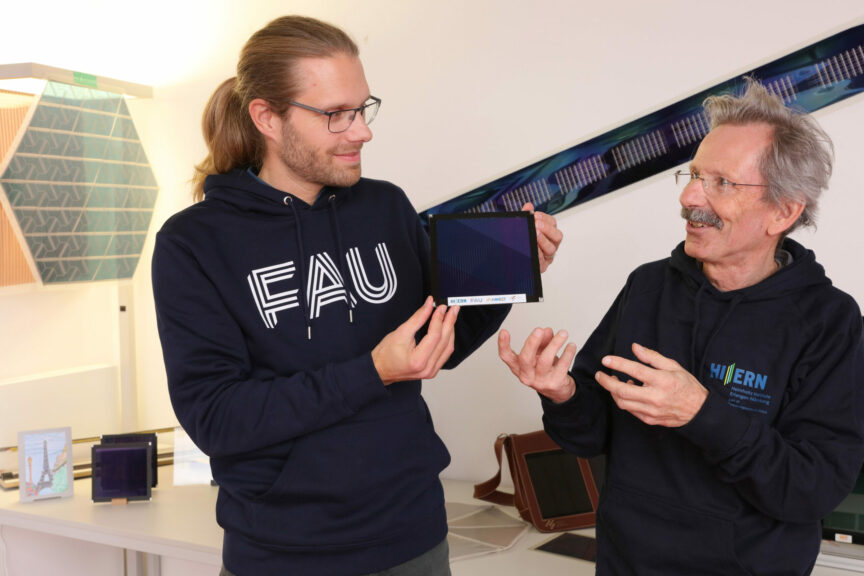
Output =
[
  {"x1": 0, "y1": 283, "x2": 120, "y2": 381},
  {"x1": 2, "y1": 0, "x2": 864, "y2": 482}
]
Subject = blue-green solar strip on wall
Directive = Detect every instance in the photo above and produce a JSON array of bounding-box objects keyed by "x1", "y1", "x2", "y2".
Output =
[{"x1": 419, "y1": 23, "x2": 864, "y2": 223}]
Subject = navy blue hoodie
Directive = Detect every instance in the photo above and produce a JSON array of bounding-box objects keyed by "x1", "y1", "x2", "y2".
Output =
[
  {"x1": 543, "y1": 240, "x2": 864, "y2": 576},
  {"x1": 152, "y1": 169, "x2": 509, "y2": 575}
]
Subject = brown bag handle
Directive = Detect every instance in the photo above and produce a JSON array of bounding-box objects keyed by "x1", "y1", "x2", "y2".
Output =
[{"x1": 473, "y1": 434, "x2": 516, "y2": 507}]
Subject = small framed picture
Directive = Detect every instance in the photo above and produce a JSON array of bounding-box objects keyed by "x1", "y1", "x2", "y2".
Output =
[{"x1": 17, "y1": 427, "x2": 74, "y2": 502}]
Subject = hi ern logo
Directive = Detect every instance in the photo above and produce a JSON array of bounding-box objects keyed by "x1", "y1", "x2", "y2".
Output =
[
  {"x1": 710, "y1": 362, "x2": 772, "y2": 415},
  {"x1": 710, "y1": 362, "x2": 768, "y2": 390}
]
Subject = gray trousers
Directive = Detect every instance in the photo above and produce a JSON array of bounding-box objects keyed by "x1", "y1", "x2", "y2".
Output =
[{"x1": 219, "y1": 538, "x2": 450, "y2": 576}]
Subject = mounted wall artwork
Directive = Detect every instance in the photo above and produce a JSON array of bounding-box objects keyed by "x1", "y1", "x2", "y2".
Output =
[
  {"x1": 419, "y1": 23, "x2": 864, "y2": 224},
  {"x1": 0, "y1": 63, "x2": 157, "y2": 287}
]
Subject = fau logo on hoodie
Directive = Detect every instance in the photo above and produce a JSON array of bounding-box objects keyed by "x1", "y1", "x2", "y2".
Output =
[{"x1": 247, "y1": 242, "x2": 396, "y2": 329}]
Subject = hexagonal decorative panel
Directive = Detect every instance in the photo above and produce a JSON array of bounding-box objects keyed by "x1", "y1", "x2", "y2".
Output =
[{"x1": 0, "y1": 67, "x2": 156, "y2": 285}]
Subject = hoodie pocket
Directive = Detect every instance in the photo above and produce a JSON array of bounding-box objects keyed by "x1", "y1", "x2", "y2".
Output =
[
  {"x1": 599, "y1": 482, "x2": 753, "y2": 576},
  {"x1": 248, "y1": 402, "x2": 450, "y2": 550}
]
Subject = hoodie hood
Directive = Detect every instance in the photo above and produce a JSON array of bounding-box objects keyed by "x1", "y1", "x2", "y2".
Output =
[
  {"x1": 669, "y1": 237, "x2": 831, "y2": 302},
  {"x1": 667, "y1": 238, "x2": 832, "y2": 375},
  {"x1": 203, "y1": 168, "x2": 352, "y2": 214}
]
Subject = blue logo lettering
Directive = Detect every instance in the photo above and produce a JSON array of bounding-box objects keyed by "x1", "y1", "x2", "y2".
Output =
[
  {"x1": 710, "y1": 360, "x2": 771, "y2": 414},
  {"x1": 709, "y1": 362, "x2": 768, "y2": 390},
  {"x1": 754, "y1": 373, "x2": 767, "y2": 391}
]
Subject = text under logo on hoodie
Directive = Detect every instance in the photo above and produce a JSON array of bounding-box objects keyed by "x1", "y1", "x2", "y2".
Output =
[
  {"x1": 247, "y1": 242, "x2": 397, "y2": 329},
  {"x1": 710, "y1": 362, "x2": 772, "y2": 415}
]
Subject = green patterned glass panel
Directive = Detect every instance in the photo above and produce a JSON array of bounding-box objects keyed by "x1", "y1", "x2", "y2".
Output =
[
  {"x1": 93, "y1": 257, "x2": 137, "y2": 281},
  {"x1": 0, "y1": 79, "x2": 159, "y2": 283},
  {"x1": 27, "y1": 104, "x2": 79, "y2": 131},
  {"x1": 111, "y1": 116, "x2": 139, "y2": 140},
  {"x1": 75, "y1": 109, "x2": 115, "y2": 136},
  {"x1": 105, "y1": 233, "x2": 146, "y2": 256}
]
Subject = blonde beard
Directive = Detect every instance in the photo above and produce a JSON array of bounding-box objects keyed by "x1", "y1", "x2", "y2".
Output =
[{"x1": 279, "y1": 123, "x2": 362, "y2": 190}]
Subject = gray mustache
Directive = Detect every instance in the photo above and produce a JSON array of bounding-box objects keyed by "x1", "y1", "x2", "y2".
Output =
[{"x1": 681, "y1": 207, "x2": 723, "y2": 229}]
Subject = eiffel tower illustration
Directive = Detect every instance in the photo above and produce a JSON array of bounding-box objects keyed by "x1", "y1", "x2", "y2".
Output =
[{"x1": 36, "y1": 439, "x2": 54, "y2": 491}]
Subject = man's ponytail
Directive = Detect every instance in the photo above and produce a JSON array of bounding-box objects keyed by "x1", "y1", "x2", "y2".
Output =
[{"x1": 192, "y1": 78, "x2": 263, "y2": 202}]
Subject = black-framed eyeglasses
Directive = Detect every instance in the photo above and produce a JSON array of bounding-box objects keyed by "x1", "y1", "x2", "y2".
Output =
[
  {"x1": 674, "y1": 169, "x2": 767, "y2": 197},
  {"x1": 287, "y1": 96, "x2": 381, "y2": 133}
]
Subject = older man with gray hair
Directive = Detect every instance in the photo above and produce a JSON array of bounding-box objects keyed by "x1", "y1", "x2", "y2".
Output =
[{"x1": 499, "y1": 78, "x2": 864, "y2": 575}]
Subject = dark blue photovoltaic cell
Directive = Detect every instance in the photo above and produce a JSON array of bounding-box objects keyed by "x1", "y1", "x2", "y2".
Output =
[
  {"x1": 91, "y1": 443, "x2": 151, "y2": 502},
  {"x1": 419, "y1": 24, "x2": 864, "y2": 225},
  {"x1": 434, "y1": 216, "x2": 535, "y2": 300}
]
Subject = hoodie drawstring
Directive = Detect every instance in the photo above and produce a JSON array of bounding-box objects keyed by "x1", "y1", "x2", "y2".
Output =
[
  {"x1": 689, "y1": 285, "x2": 706, "y2": 372},
  {"x1": 328, "y1": 194, "x2": 355, "y2": 324},
  {"x1": 284, "y1": 196, "x2": 313, "y2": 340},
  {"x1": 692, "y1": 287, "x2": 744, "y2": 378}
]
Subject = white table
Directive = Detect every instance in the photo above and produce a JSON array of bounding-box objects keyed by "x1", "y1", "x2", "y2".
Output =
[
  {"x1": 0, "y1": 468, "x2": 221, "y2": 575},
  {"x1": 0, "y1": 469, "x2": 861, "y2": 575}
]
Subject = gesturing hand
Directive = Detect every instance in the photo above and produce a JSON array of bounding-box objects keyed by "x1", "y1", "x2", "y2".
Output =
[
  {"x1": 372, "y1": 296, "x2": 460, "y2": 385},
  {"x1": 595, "y1": 343, "x2": 708, "y2": 427},
  {"x1": 522, "y1": 202, "x2": 563, "y2": 273},
  {"x1": 498, "y1": 327, "x2": 579, "y2": 404}
]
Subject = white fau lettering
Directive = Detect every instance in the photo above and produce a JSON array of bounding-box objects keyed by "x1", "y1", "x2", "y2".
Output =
[
  {"x1": 247, "y1": 242, "x2": 397, "y2": 329},
  {"x1": 347, "y1": 243, "x2": 397, "y2": 303},
  {"x1": 247, "y1": 261, "x2": 300, "y2": 329}
]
